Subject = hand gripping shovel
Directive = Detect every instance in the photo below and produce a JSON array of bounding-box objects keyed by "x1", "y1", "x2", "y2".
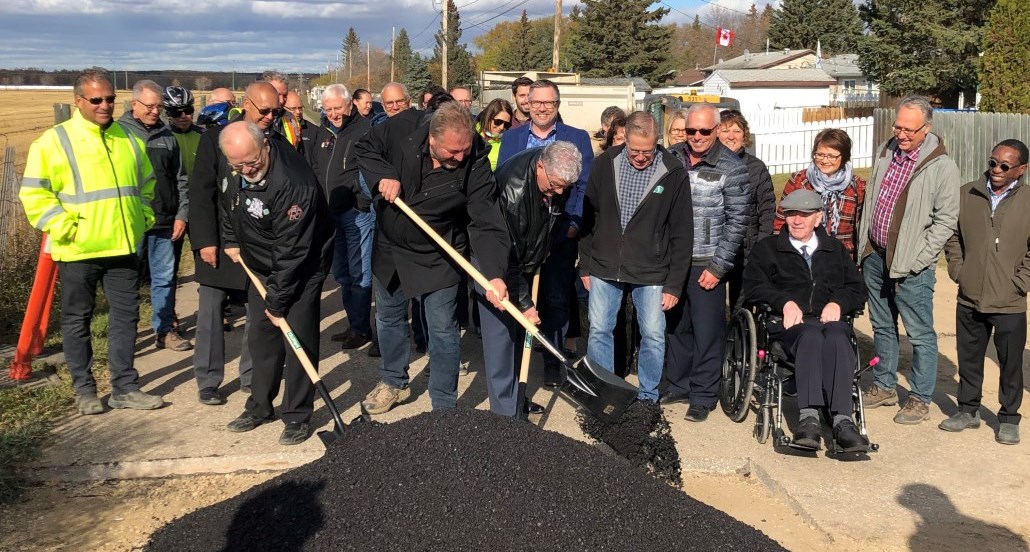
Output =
[
  {"x1": 393, "y1": 198, "x2": 637, "y2": 423},
  {"x1": 239, "y1": 259, "x2": 348, "y2": 445}
]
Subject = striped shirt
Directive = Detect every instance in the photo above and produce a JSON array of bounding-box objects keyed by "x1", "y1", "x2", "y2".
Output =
[{"x1": 870, "y1": 144, "x2": 921, "y2": 249}]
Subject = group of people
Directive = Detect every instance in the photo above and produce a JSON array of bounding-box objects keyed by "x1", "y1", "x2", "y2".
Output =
[{"x1": 19, "y1": 68, "x2": 1026, "y2": 448}]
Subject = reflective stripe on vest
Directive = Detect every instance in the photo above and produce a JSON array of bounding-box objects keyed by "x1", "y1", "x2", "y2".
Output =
[
  {"x1": 54, "y1": 126, "x2": 85, "y2": 198},
  {"x1": 52, "y1": 124, "x2": 143, "y2": 204},
  {"x1": 34, "y1": 205, "x2": 64, "y2": 231}
]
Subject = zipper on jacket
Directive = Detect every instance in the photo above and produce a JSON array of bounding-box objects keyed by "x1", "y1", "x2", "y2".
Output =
[{"x1": 103, "y1": 127, "x2": 135, "y2": 256}]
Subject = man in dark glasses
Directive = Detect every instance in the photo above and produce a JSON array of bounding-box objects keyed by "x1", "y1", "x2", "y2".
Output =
[
  {"x1": 662, "y1": 102, "x2": 750, "y2": 423},
  {"x1": 19, "y1": 68, "x2": 164, "y2": 413},
  {"x1": 942, "y1": 139, "x2": 1029, "y2": 445}
]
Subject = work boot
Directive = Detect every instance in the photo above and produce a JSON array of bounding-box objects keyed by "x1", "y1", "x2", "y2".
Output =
[
  {"x1": 938, "y1": 411, "x2": 981, "y2": 432},
  {"x1": 996, "y1": 423, "x2": 1020, "y2": 445},
  {"x1": 862, "y1": 385, "x2": 898, "y2": 408},
  {"x1": 279, "y1": 422, "x2": 311, "y2": 445},
  {"x1": 361, "y1": 381, "x2": 411, "y2": 415},
  {"x1": 76, "y1": 394, "x2": 104, "y2": 416},
  {"x1": 156, "y1": 331, "x2": 193, "y2": 352},
  {"x1": 893, "y1": 397, "x2": 930, "y2": 425},
  {"x1": 108, "y1": 390, "x2": 164, "y2": 410}
]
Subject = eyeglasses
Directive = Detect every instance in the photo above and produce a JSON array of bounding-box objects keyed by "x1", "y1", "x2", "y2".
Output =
[
  {"x1": 685, "y1": 127, "x2": 718, "y2": 136},
  {"x1": 491, "y1": 118, "x2": 512, "y2": 129},
  {"x1": 892, "y1": 123, "x2": 927, "y2": 136},
  {"x1": 167, "y1": 106, "x2": 195, "y2": 117},
  {"x1": 627, "y1": 146, "x2": 657, "y2": 158},
  {"x1": 285, "y1": 106, "x2": 304, "y2": 112},
  {"x1": 244, "y1": 96, "x2": 282, "y2": 118},
  {"x1": 81, "y1": 95, "x2": 116, "y2": 105},
  {"x1": 542, "y1": 167, "x2": 571, "y2": 193},
  {"x1": 228, "y1": 147, "x2": 266, "y2": 171},
  {"x1": 529, "y1": 100, "x2": 559, "y2": 109},
  {"x1": 669, "y1": 127, "x2": 687, "y2": 135},
  {"x1": 988, "y1": 158, "x2": 1023, "y2": 172},
  {"x1": 383, "y1": 99, "x2": 409, "y2": 108},
  {"x1": 134, "y1": 100, "x2": 162, "y2": 113},
  {"x1": 813, "y1": 152, "x2": 842, "y2": 161}
]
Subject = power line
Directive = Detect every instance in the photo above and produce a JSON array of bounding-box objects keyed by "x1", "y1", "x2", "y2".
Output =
[{"x1": 410, "y1": 12, "x2": 443, "y2": 41}]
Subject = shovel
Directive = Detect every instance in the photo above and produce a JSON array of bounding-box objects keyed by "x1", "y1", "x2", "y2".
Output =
[
  {"x1": 238, "y1": 258, "x2": 348, "y2": 445},
  {"x1": 393, "y1": 198, "x2": 638, "y2": 424}
]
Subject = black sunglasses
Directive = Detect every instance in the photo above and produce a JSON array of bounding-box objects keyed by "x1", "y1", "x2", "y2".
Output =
[
  {"x1": 82, "y1": 95, "x2": 116, "y2": 105},
  {"x1": 168, "y1": 106, "x2": 195, "y2": 117},
  {"x1": 685, "y1": 127, "x2": 717, "y2": 136},
  {"x1": 989, "y1": 158, "x2": 1021, "y2": 172},
  {"x1": 492, "y1": 118, "x2": 512, "y2": 129}
]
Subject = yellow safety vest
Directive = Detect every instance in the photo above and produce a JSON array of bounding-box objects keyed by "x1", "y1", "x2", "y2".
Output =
[{"x1": 19, "y1": 110, "x2": 156, "y2": 262}]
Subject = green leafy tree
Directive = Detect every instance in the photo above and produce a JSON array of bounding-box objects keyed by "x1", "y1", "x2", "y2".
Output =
[
  {"x1": 979, "y1": 0, "x2": 1030, "y2": 113},
  {"x1": 432, "y1": 0, "x2": 477, "y2": 88},
  {"x1": 393, "y1": 28, "x2": 413, "y2": 82},
  {"x1": 769, "y1": 0, "x2": 863, "y2": 56},
  {"x1": 567, "y1": 0, "x2": 672, "y2": 83},
  {"x1": 857, "y1": 0, "x2": 992, "y2": 108}
]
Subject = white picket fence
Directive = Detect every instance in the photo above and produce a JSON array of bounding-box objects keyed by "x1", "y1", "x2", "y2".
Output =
[
  {"x1": 741, "y1": 109, "x2": 806, "y2": 130},
  {"x1": 749, "y1": 116, "x2": 874, "y2": 175}
]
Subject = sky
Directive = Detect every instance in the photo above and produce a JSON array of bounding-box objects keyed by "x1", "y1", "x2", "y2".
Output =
[{"x1": 0, "y1": 0, "x2": 776, "y2": 73}]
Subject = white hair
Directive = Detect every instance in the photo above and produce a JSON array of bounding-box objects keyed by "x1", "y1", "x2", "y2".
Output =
[
  {"x1": 540, "y1": 141, "x2": 583, "y2": 185},
  {"x1": 322, "y1": 84, "x2": 352, "y2": 103}
]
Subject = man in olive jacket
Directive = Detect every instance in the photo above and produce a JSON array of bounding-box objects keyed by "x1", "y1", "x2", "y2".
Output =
[{"x1": 941, "y1": 139, "x2": 1029, "y2": 445}]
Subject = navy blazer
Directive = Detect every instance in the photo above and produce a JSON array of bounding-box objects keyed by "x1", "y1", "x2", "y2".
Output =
[{"x1": 496, "y1": 121, "x2": 594, "y2": 227}]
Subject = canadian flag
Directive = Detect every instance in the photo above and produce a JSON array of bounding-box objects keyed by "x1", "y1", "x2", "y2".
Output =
[{"x1": 716, "y1": 27, "x2": 734, "y2": 47}]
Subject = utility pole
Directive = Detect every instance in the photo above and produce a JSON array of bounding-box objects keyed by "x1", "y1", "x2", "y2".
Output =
[
  {"x1": 391, "y1": 27, "x2": 396, "y2": 82},
  {"x1": 552, "y1": 0, "x2": 562, "y2": 72},
  {"x1": 367, "y1": 42, "x2": 371, "y2": 90},
  {"x1": 442, "y1": 0, "x2": 449, "y2": 89}
]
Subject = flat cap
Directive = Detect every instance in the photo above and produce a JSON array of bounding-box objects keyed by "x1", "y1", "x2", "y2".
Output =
[{"x1": 780, "y1": 189, "x2": 823, "y2": 213}]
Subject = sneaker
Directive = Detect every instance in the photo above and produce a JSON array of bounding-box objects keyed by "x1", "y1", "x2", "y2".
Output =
[
  {"x1": 76, "y1": 394, "x2": 104, "y2": 415},
  {"x1": 996, "y1": 423, "x2": 1020, "y2": 445},
  {"x1": 938, "y1": 411, "x2": 981, "y2": 432},
  {"x1": 361, "y1": 381, "x2": 411, "y2": 415},
  {"x1": 279, "y1": 422, "x2": 311, "y2": 445},
  {"x1": 156, "y1": 331, "x2": 193, "y2": 352},
  {"x1": 226, "y1": 412, "x2": 268, "y2": 433},
  {"x1": 198, "y1": 388, "x2": 225, "y2": 406},
  {"x1": 459, "y1": 362, "x2": 470, "y2": 377},
  {"x1": 862, "y1": 385, "x2": 898, "y2": 408},
  {"x1": 108, "y1": 390, "x2": 164, "y2": 410},
  {"x1": 339, "y1": 331, "x2": 371, "y2": 350},
  {"x1": 894, "y1": 397, "x2": 930, "y2": 425}
]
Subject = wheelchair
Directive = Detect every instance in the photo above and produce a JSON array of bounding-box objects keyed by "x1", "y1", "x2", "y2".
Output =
[{"x1": 718, "y1": 304, "x2": 879, "y2": 455}]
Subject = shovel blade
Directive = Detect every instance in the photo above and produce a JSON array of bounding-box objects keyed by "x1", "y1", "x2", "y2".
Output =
[{"x1": 561, "y1": 355, "x2": 638, "y2": 424}]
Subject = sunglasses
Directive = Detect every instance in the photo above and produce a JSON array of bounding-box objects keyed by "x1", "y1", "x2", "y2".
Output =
[
  {"x1": 988, "y1": 158, "x2": 1021, "y2": 172},
  {"x1": 685, "y1": 127, "x2": 717, "y2": 136},
  {"x1": 82, "y1": 95, "x2": 116, "y2": 105},
  {"x1": 167, "y1": 106, "x2": 195, "y2": 117},
  {"x1": 245, "y1": 96, "x2": 282, "y2": 118},
  {"x1": 491, "y1": 118, "x2": 512, "y2": 129}
]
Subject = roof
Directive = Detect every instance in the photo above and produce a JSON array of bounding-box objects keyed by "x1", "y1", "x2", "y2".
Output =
[
  {"x1": 821, "y1": 54, "x2": 865, "y2": 79},
  {"x1": 709, "y1": 69, "x2": 836, "y2": 88},
  {"x1": 580, "y1": 77, "x2": 652, "y2": 92},
  {"x1": 704, "y1": 49, "x2": 816, "y2": 71},
  {"x1": 673, "y1": 69, "x2": 705, "y2": 87}
]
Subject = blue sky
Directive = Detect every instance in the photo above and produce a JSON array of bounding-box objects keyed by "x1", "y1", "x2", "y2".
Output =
[{"x1": 0, "y1": 0, "x2": 775, "y2": 72}]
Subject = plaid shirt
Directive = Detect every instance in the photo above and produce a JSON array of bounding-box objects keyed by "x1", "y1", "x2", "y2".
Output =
[
  {"x1": 870, "y1": 144, "x2": 921, "y2": 249},
  {"x1": 616, "y1": 150, "x2": 662, "y2": 231},
  {"x1": 773, "y1": 170, "x2": 866, "y2": 261}
]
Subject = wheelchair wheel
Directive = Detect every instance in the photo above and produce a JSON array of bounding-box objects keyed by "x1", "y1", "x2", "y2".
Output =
[
  {"x1": 754, "y1": 405, "x2": 772, "y2": 444},
  {"x1": 719, "y1": 308, "x2": 758, "y2": 422}
]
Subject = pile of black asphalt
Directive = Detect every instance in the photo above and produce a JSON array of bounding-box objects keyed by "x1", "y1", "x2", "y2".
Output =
[
  {"x1": 146, "y1": 409, "x2": 784, "y2": 551},
  {"x1": 578, "y1": 399, "x2": 683, "y2": 485}
]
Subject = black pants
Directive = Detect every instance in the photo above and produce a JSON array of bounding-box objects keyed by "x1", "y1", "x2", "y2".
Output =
[
  {"x1": 244, "y1": 274, "x2": 324, "y2": 424},
  {"x1": 772, "y1": 318, "x2": 855, "y2": 415},
  {"x1": 540, "y1": 235, "x2": 578, "y2": 375},
  {"x1": 956, "y1": 304, "x2": 1025, "y2": 424},
  {"x1": 57, "y1": 255, "x2": 141, "y2": 396},
  {"x1": 193, "y1": 284, "x2": 253, "y2": 392},
  {"x1": 663, "y1": 265, "x2": 726, "y2": 407}
]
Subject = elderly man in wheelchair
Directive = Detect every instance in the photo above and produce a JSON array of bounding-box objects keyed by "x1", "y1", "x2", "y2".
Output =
[{"x1": 739, "y1": 189, "x2": 871, "y2": 453}]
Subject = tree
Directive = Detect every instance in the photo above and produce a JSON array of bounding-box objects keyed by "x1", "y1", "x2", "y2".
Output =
[
  {"x1": 978, "y1": 0, "x2": 1030, "y2": 113},
  {"x1": 857, "y1": 0, "x2": 992, "y2": 108},
  {"x1": 566, "y1": 0, "x2": 673, "y2": 83},
  {"x1": 432, "y1": 0, "x2": 477, "y2": 88},
  {"x1": 768, "y1": 0, "x2": 863, "y2": 56},
  {"x1": 194, "y1": 76, "x2": 212, "y2": 91},
  {"x1": 475, "y1": 12, "x2": 576, "y2": 72},
  {"x1": 343, "y1": 27, "x2": 361, "y2": 80},
  {"x1": 405, "y1": 53, "x2": 433, "y2": 96},
  {"x1": 393, "y1": 28, "x2": 413, "y2": 82}
]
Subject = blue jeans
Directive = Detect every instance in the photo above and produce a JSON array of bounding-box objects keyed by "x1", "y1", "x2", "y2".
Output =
[
  {"x1": 375, "y1": 277, "x2": 460, "y2": 410},
  {"x1": 142, "y1": 228, "x2": 177, "y2": 335},
  {"x1": 586, "y1": 277, "x2": 666, "y2": 401},
  {"x1": 863, "y1": 251, "x2": 938, "y2": 403},
  {"x1": 332, "y1": 208, "x2": 375, "y2": 336}
]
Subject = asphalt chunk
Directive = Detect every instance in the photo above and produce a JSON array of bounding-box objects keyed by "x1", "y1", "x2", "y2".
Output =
[
  {"x1": 578, "y1": 399, "x2": 683, "y2": 486},
  {"x1": 146, "y1": 409, "x2": 783, "y2": 551}
]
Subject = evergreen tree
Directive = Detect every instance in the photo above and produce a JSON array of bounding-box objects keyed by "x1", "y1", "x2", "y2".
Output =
[
  {"x1": 768, "y1": 0, "x2": 862, "y2": 56},
  {"x1": 567, "y1": 0, "x2": 672, "y2": 83},
  {"x1": 343, "y1": 27, "x2": 360, "y2": 80},
  {"x1": 404, "y1": 53, "x2": 433, "y2": 96},
  {"x1": 393, "y1": 28, "x2": 413, "y2": 82},
  {"x1": 516, "y1": 11, "x2": 532, "y2": 67},
  {"x1": 979, "y1": 0, "x2": 1030, "y2": 113},
  {"x1": 432, "y1": 1, "x2": 477, "y2": 88},
  {"x1": 857, "y1": 0, "x2": 992, "y2": 108}
]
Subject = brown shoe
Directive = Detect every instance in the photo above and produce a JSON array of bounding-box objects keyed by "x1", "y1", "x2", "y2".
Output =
[
  {"x1": 894, "y1": 397, "x2": 930, "y2": 425},
  {"x1": 157, "y1": 331, "x2": 193, "y2": 352},
  {"x1": 862, "y1": 385, "x2": 898, "y2": 408},
  {"x1": 361, "y1": 381, "x2": 411, "y2": 415}
]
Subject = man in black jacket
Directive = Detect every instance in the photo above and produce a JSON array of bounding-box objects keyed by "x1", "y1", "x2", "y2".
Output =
[
  {"x1": 308, "y1": 84, "x2": 375, "y2": 350},
  {"x1": 478, "y1": 142, "x2": 583, "y2": 417},
  {"x1": 356, "y1": 101, "x2": 511, "y2": 414},
  {"x1": 218, "y1": 121, "x2": 334, "y2": 445},
  {"x1": 743, "y1": 189, "x2": 869, "y2": 452},
  {"x1": 188, "y1": 81, "x2": 283, "y2": 405},
  {"x1": 579, "y1": 111, "x2": 693, "y2": 403}
]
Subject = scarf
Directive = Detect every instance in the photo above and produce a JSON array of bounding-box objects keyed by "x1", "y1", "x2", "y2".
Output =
[{"x1": 806, "y1": 161, "x2": 853, "y2": 235}]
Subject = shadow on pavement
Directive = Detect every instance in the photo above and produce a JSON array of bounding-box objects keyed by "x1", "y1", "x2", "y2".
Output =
[{"x1": 899, "y1": 483, "x2": 1029, "y2": 552}]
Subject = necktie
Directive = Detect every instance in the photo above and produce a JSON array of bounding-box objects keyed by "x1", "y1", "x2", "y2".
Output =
[{"x1": 801, "y1": 245, "x2": 812, "y2": 268}]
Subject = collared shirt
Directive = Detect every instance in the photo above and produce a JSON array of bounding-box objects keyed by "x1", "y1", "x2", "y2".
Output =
[
  {"x1": 526, "y1": 124, "x2": 557, "y2": 149},
  {"x1": 870, "y1": 144, "x2": 922, "y2": 248},
  {"x1": 788, "y1": 233, "x2": 819, "y2": 257},
  {"x1": 616, "y1": 150, "x2": 662, "y2": 231},
  {"x1": 987, "y1": 178, "x2": 1021, "y2": 212}
]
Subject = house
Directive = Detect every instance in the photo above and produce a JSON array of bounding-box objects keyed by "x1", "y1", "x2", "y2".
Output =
[
  {"x1": 821, "y1": 54, "x2": 878, "y2": 103},
  {"x1": 703, "y1": 49, "x2": 819, "y2": 74},
  {"x1": 701, "y1": 68, "x2": 836, "y2": 111}
]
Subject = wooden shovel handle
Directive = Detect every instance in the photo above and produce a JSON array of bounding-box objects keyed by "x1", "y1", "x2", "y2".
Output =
[{"x1": 518, "y1": 272, "x2": 541, "y2": 386}]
